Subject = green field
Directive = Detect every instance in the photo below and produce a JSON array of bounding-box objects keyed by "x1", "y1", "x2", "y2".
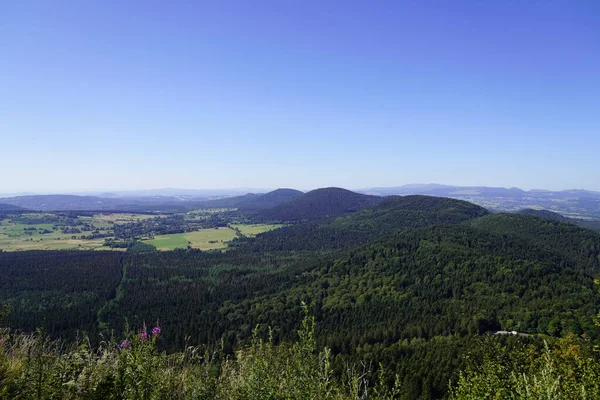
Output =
[
  {"x1": 144, "y1": 227, "x2": 237, "y2": 251},
  {"x1": 0, "y1": 214, "x2": 155, "y2": 252},
  {"x1": 145, "y1": 224, "x2": 282, "y2": 251},
  {"x1": 0, "y1": 219, "x2": 110, "y2": 251},
  {"x1": 0, "y1": 214, "x2": 282, "y2": 252},
  {"x1": 231, "y1": 223, "x2": 283, "y2": 236}
]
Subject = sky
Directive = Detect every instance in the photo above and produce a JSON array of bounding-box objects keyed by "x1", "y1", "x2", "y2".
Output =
[{"x1": 1, "y1": 0, "x2": 599, "y2": 193}]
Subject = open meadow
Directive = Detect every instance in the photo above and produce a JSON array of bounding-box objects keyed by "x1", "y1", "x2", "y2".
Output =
[
  {"x1": 143, "y1": 227, "x2": 237, "y2": 250},
  {"x1": 0, "y1": 212, "x2": 283, "y2": 252},
  {"x1": 0, "y1": 218, "x2": 110, "y2": 251},
  {"x1": 231, "y1": 223, "x2": 283, "y2": 236}
]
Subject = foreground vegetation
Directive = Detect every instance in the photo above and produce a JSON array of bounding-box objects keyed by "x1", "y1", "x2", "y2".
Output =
[{"x1": 1, "y1": 310, "x2": 600, "y2": 399}]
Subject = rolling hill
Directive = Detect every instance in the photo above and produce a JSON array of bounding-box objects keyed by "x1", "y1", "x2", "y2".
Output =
[
  {"x1": 239, "y1": 188, "x2": 304, "y2": 210},
  {"x1": 518, "y1": 208, "x2": 570, "y2": 222},
  {"x1": 238, "y1": 195, "x2": 490, "y2": 252},
  {"x1": 0, "y1": 195, "x2": 138, "y2": 211},
  {"x1": 0, "y1": 203, "x2": 27, "y2": 212},
  {"x1": 222, "y1": 212, "x2": 600, "y2": 396},
  {"x1": 196, "y1": 188, "x2": 304, "y2": 210},
  {"x1": 193, "y1": 193, "x2": 263, "y2": 209},
  {"x1": 257, "y1": 187, "x2": 382, "y2": 222},
  {"x1": 517, "y1": 207, "x2": 600, "y2": 232},
  {"x1": 331, "y1": 195, "x2": 489, "y2": 231},
  {"x1": 360, "y1": 184, "x2": 600, "y2": 219}
]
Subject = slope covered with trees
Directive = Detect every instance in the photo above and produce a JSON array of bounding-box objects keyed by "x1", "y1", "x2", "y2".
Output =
[
  {"x1": 518, "y1": 207, "x2": 600, "y2": 232},
  {"x1": 236, "y1": 195, "x2": 489, "y2": 252},
  {"x1": 239, "y1": 188, "x2": 304, "y2": 210},
  {"x1": 194, "y1": 188, "x2": 304, "y2": 210},
  {"x1": 0, "y1": 204, "x2": 26, "y2": 212},
  {"x1": 257, "y1": 187, "x2": 383, "y2": 222},
  {"x1": 518, "y1": 208, "x2": 570, "y2": 222},
  {"x1": 0, "y1": 251, "x2": 123, "y2": 338}
]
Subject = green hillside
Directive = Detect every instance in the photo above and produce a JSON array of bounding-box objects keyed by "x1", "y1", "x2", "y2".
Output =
[
  {"x1": 195, "y1": 188, "x2": 304, "y2": 210},
  {"x1": 257, "y1": 187, "x2": 383, "y2": 222},
  {"x1": 240, "y1": 195, "x2": 489, "y2": 251}
]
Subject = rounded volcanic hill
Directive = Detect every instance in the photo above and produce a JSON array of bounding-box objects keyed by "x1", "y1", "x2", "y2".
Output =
[{"x1": 257, "y1": 187, "x2": 383, "y2": 222}]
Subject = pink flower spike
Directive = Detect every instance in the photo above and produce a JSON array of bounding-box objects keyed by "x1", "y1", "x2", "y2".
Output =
[{"x1": 152, "y1": 326, "x2": 161, "y2": 337}]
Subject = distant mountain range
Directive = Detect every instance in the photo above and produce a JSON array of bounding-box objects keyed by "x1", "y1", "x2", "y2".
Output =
[
  {"x1": 1, "y1": 184, "x2": 599, "y2": 220},
  {"x1": 358, "y1": 184, "x2": 600, "y2": 219},
  {"x1": 359, "y1": 184, "x2": 600, "y2": 198}
]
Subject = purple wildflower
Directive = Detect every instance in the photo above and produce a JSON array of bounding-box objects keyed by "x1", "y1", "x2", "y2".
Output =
[
  {"x1": 140, "y1": 323, "x2": 148, "y2": 339},
  {"x1": 0, "y1": 338, "x2": 5, "y2": 344},
  {"x1": 152, "y1": 325, "x2": 161, "y2": 337},
  {"x1": 120, "y1": 339, "x2": 131, "y2": 350}
]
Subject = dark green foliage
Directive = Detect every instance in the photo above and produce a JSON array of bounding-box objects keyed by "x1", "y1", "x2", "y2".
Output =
[
  {"x1": 96, "y1": 250, "x2": 328, "y2": 350},
  {"x1": 518, "y1": 207, "x2": 600, "y2": 232},
  {"x1": 195, "y1": 188, "x2": 304, "y2": 210},
  {"x1": 126, "y1": 241, "x2": 157, "y2": 253},
  {"x1": 195, "y1": 193, "x2": 263, "y2": 209},
  {"x1": 450, "y1": 335, "x2": 600, "y2": 399},
  {"x1": 0, "y1": 310, "x2": 409, "y2": 399},
  {"x1": 257, "y1": 187, "x2": 383, "y2": 222},
  {"x1": 331, "y1": 195, "x2": 489, "y2": 233},
  {"x1": 518, "y1": 208, "x2": 570, "y2": 222},
  {"x1": 239, "y1": 195, "x2": 488, "y2": 252},
  {"x1": 220, "y1": 220, "x2": 600, "y2": 396},
  {"x1": 239, "y1": 188, "x2": 304, "y2": 210},
  {"x1": 0, "y1": 251, "x2": 123, "y2": 338},
  {"x1": 0, "y1": 204, "x2": 27, "y2": 212},
  {"x1": 470, "y1": 213, "x2": 600, "y2": 269}
]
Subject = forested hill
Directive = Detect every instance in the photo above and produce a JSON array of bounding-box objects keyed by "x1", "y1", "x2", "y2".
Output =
[
  {"x1": 221, "y1": 215, "x2": 600, "y2": 396},
  {"x1": 0, "y1": 203, "x2": 28, "y2": 218},
  {"x1": 239, "y1": 188, "x2": 304, "y2": 210},
  {"x1": 0, "y1": 203, "x2": 27, "y2": 212},
  {"x1": 518, "y1": 208, "x2": 570, "y2": 222},
  {"x1": 331, "y1": 195, "x2": 489, "y2": 231},
  {"x1": 518, "y1": 207, "x2": 600, "y2": 232},
  {"x1": 257, "y1": 187, "x2": 383, "y2": 222},
  {"x1": 237, "y1": 195, "x2": 490, "y2": 251},
  {"x1": 471, "y1": 213, "x2": 600, "y2": 265},
  {"x1": 194, "y1": 188, "x2": 303, "y2": 210},
  {"x1": 193, "y1": 193, "x2": 262, "y2": 209},
  {"x1": 0, "y1": 195, "x2": 134, "y2": 211}
]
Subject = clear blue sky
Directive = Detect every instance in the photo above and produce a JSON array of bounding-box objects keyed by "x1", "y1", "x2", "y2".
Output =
[{"x1": 2, "y1": 0, "x2": 599, "y2": 192}]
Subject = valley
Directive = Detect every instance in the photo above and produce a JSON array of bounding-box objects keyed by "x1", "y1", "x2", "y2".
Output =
[{"x1": 0, "y1": 211, "x2": 282, "y2": 252}]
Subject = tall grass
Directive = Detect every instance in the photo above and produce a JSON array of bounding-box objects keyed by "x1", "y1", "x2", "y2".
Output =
[{"x1": 0, "y1": 305, "x2": 400, "y2": 400}]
